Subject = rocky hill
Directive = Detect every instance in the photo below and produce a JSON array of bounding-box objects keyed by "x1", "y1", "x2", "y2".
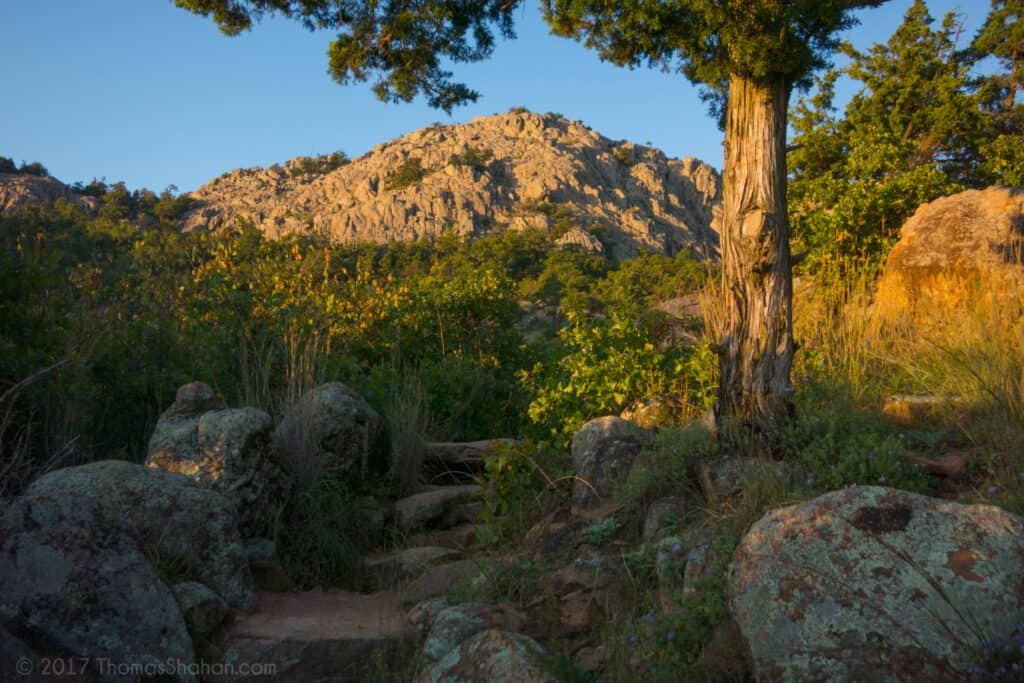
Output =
[
  {"x1": 181, "y1": 110, "x2": 722, "y2": 261},
  {"x1": 0, "y1": 172, "x2": 97, "y2": 214}
]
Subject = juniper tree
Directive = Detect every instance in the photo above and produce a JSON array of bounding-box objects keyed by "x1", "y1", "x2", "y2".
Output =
[{"x1": 176, "y1": 0, "x2": 891, "y2": 442}]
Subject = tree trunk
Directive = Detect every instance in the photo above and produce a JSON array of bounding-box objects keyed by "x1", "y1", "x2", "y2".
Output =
[{"x1": 716, "y1": 74, "x2": 794, "y2": 445}]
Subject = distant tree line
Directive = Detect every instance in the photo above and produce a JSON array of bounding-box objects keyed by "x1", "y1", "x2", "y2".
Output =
[{"x1": 0, "y1": 156, "x2": 49, "y2": 177}]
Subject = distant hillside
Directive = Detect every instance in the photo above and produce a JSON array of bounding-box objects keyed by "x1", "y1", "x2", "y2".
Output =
[{"x1": 180, "y1": 110, "x2": 722, "y2": 261}]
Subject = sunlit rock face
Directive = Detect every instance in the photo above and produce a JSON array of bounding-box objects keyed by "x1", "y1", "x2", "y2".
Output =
[
  {"x1": 728, "y1": 485, "x2": 1024, "y2": 682},
  {"x1": 180, "y1": 111, "x2": 722, "y2": 262},
  {"x1": 874, "y1": 186, "x2": 1024, "y2": 320},
  {"x1": 0, "y1": 172, "x2": 97, "y2": 214}
]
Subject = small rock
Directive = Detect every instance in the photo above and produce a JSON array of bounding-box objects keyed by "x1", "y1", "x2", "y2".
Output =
[
  {"x1": 643, "y1": 495, "x2": 687, "y2": 541},
  {"x1": 402, "y1": 559, "x2": 482, "y2": 603},
  {"x1": 393, "y1": 485, "x2": 481, "y2": 533},
  {"x1": 697, "y1": 456, "x2": 742, "y2": 503},
  {"x1": 559, "y1": 590, "x2": 602, "y2": 631},
  {"x1": 620, "y1": 394, "x2": 683, "y2": 429},
  {"x1": 361, "y1": 546, "x2": 464, "y2": 591},
  {"x1": 173, "y1": 581, "x2": 230, "y2": 639},
  {"x1": 420, "y1": 629, "x2": 559, "y2": 683},
  {"x1": 882, "y1": 394, "x2": 959, "y2": 425},
  {"x1": 571, "y1": 416, "x2": 651, "y2": 513},
  {"x1": 681, "y1": 544, "x2": 719, "y2": 595},
  {"x1": 572, "y1": 644, "x2": 605, "y2": 673},
  {"x1": 422, "y1": 603, "x2": 526, "y2": 663}
]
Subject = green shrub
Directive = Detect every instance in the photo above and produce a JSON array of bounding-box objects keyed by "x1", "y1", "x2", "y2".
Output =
[
  {"x1": 290, "y1": 151, "x2": 349, "y2": 176},
  {"x1": 520, "y1": 312, "x2": 696, "y2": 448},
  {"x1": 475, "y1": 439, "x2": 566, "y2": 544},
  {"x1": 612, "y1": 145, "x2": 636, "y2": 166},
  {"x1": 449, "y1": 146, "x2": 494, "y2": 172},
  {"x1": 783, "y1": 382, "x2": 934, "y2": 495},
  {"x1": 385, "y1": 157, "x2": 428, "y2": 191},
  {"x1": 610, "y1": 530, "x2": 743, "y2": 682}
]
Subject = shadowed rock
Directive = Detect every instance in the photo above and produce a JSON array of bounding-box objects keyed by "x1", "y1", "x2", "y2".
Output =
[
  {"x1": 0, "y1": 493, "x2": 196, "y2": 681},
  {"x1": 26, "y1": 460, "x2": 254, "y2": 611}
]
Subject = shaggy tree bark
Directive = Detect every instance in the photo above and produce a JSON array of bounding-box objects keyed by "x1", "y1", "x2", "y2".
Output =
[{"x1": 716, "y1": 75, "x2": 795, "y2": 442}]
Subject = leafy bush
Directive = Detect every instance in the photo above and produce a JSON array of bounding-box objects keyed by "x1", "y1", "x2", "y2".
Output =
[
  {"x1": 290, "y1": 151, "x2": 349, "y2": 177},
  {"x1": 520, "y1": 312, "x2": 695, "y2": 448},
  {"x1": 612, "y1": 145, "x2": 636, "y2": 166},
  {"x1": 385, "y1": 157, "x2": 428, "y2": 191},
  {"x1": 475, "y1": 439, "x2": 566, "y2": 544},
  {"x1": 449, "y1": 146, "x2": 494, "y2": 172}
]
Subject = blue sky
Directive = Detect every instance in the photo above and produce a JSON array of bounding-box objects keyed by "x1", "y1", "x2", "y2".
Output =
[{"x1": 0, "y1": 1, "x2": 989, "y2": 192}]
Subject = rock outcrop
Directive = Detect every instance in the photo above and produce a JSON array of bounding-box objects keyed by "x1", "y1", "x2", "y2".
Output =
[
  {"x1": 0, "y1": 172, "x2": 96, "y2": 214},
  {"x1": 180, "y1": 111, "x2": 721, "y2": 261},
  {"x1": 728, "y1": 485, "x2": 1024, "y2": 682},
  {"x1": 875, "y1": 186, "x2": 1024, "y2": 318},
  {"x1": 146, "y1": 382, "x2": 286, "y2": 536}
]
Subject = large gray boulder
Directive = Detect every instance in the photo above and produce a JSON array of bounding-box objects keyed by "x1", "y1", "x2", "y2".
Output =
[
  {"x1": 272, "y1": 383, "x2": 388, "y2": 484},
  {"x1": 146, "y1": 382, "x2": 286, "y2": 535},
  {"x1": 729, "y1": 485, "x2": 1024, "y2": 682},
  {"x1": 571, "y1": 416, "x2": 650, "y2": 512},
  {"x1": 0, "y1": 493, "x2": 195, "y2": 681},
  {"x1": 26, "y1": 460, "x2": 254, "y2": 610}
]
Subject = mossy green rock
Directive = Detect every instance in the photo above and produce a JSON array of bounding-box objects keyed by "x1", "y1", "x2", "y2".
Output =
[
  {"x1": 0, "y1": 493, "x2": 196, "y2": 681},
  {"x1": 421, "y1": 629, "x2": 558, "y2": 683},
  {"x1": 729, "y1": 486, "x2": 1024, "y2": 682},
  {"x1": 26, "y1": 460, "x2": 254, "y2": 610}
]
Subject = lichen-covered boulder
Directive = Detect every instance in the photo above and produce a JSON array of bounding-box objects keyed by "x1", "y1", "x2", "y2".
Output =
[
  {"x1": 272, "y1": 382, "x2": 388, "y2": 484},
  {"x1": 26, "y1": 460, "x2": 254, "y2": 610},
  {"x1": 420, "y1": 603, "x2": 526, "y2": 664},
  {"x1": 571, "y1": 416, "x2": 650, "y2": 512},
  {"x1": 147, "y1": 382, "x2": 286, "y2": 536},
  {"x1": 419, "y1": 629, "x2": 558, "y2": 683},
  {"x1": 0, "y1": 494, "x2": 195, "y2": 681},
  {"x1": 729, "y1": 485, "x2": 1024, "y2": 682}
]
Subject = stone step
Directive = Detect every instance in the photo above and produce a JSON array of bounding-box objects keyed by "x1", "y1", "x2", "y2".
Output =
[{"x1": 211, "y1": 590, "x2": 414, "y2": 682}]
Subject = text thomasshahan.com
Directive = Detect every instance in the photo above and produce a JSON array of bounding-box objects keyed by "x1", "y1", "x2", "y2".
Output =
[{"x1": 17, "y1": 656, "x2": 278, "y2": 678}]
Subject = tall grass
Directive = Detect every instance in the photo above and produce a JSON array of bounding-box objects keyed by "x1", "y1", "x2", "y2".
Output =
[{"x1": 387, "y1": 367, "x2": 430, "y2": 495}]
